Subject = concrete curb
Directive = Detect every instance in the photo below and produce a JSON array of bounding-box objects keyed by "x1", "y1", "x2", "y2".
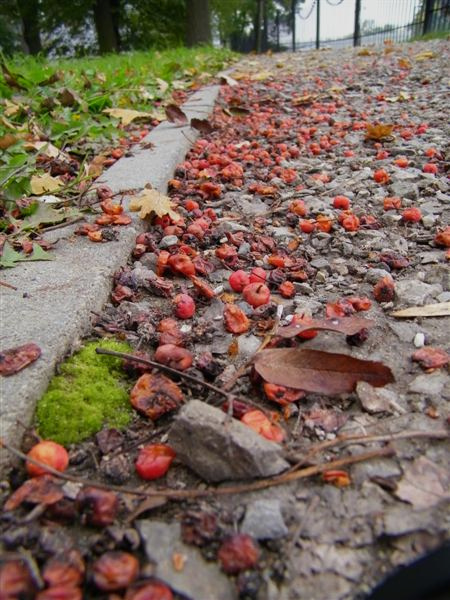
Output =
[{"x1": 0, "y1": 84, "x2": 220, "y2": 473}]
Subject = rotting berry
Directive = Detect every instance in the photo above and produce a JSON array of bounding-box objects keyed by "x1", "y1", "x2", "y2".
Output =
[
  {"x1": 75, "y1": 487, "x2": 119, "y2": 527},
  {"x1": 218, "y1": 534, "x2": 260, "y2": 574},
  {"x1": 92, "y1": 552, "x2": 139, "y2": 591},
  {"x1": 154, "y1": 344, "x2": 193, "y2": 371},
  {"x1": 242, "y1": 283, "x2": 270, "y2": 308},
  {"x1": 223, "y1": 304, "x2": 250, "y2": 334}
]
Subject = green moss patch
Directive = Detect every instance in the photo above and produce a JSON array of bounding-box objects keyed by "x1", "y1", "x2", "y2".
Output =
[{"x1": 36, "y1": 339, "x2": 133, "y2": 445}]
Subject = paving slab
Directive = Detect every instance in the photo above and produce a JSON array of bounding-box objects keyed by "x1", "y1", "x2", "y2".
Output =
[{"x1": 0, "y1": 84, "x2": 220, "y2": 473}]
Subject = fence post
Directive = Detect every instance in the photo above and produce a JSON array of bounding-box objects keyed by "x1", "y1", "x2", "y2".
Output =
[
  {"x1": 291, "y1": 0, "x2": 297, "y2": 51},
  {"x1": 353, "y1": 0, "x2": 361, "y2": 46},
  {"x1": 423, "y1": 0, "x2": 434, "y2": 35},
  {"x1": 316, "y1": 0, "x2": 320, "y2": 49}
]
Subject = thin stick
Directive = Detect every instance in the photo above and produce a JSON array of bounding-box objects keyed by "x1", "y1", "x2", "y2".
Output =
[
  {"x1": 0, "y1": 280, "x2": 18, "y2": 290},
  {"x1": 0, "y1": 437, "x2": 393, "y2": 500},
  {"x1": 42, "y1": 216, "x2": 85, "y2": 233},
  {"x1": 96, "y1": 347, "x2": 230, "y2": 400}
]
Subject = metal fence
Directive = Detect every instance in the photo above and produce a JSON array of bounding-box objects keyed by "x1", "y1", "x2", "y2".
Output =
[{"x1": 271, "y1": 0, "x2": 450, "y2": 52}]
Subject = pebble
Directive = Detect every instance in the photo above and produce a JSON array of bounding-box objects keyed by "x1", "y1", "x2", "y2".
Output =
[
  {"x1": 408, "y1": 372, "x2": 448, "y2": 396},
  {"x1": 364, "y1": 268, "x2": 390, "y2": 284},
  {"x1": 159, "y1": 234, "x2": 178, "y2": 248},
  {"x1": 395, "y1": 280, "x2": 442, "y2": 306},
  {"x1": 413, "y1": 333, "x2": 425, "y2": 348},
  {"x1": 241, "y1": 499, "x2": 288, "y2": 540}
]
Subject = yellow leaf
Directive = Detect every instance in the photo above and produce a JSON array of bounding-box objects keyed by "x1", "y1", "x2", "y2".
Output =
[
  {"x1": 87, "y1": 154, "x2": 108, "y2": 178},
  {"x1": 24, "y1": 141, "x2": 66, "y2": 159},
  {"x1": 103, "y1": 108, "x2": 154, "y2": 126},
  {"x1": 4, "y1": 99, "x2": 23, "y2": 117},
  {"x1": 292, "y1": 93, "x2": 318, "y2": 106},
  {"x1": 415, "y1": 51, "x2": 434, "y2": 61},
  {"x1": 250, "y1": 71, "x2": 272, "y2": 81},
  {"x1": 30, "y1": 173, "x2": 63, "y2": 195},
  {"x1": 398, "y1": 58, "x2": 411, "y2": 69},
  {"x1": 357, "y1": 48, "x2": 373, "y2": 56},
  {"x1": 129, "y1": 188, "x2": 180, "y2": 222},
  {"x1": 365, "y1": 123, "x2": 394, "y2": 141},
  {"x1": 156, "y1": 77, "x2": 169, "y2": 93}
]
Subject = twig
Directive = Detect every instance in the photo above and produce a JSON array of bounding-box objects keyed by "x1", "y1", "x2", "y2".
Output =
[
  {"x1": 0, "y1": 280, "x2": 18, "y2": 290},
  {"x1": 95, "y1": 347, "x2": 232, "y2": 401},
  {"x1": 42, "y1": 216, "x2": 85, "y2": 233},
  {"x1": 0, "y1": 437, "x2": 394, "y2": 500}
]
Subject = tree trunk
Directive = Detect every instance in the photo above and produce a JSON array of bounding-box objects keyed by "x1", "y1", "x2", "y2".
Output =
[
  {"x1": 186, "y1": 0, "x2": 211, "y2": 46},
  {"x1": 93, "y1": 0, "x2": 119, "y2": 53},
  {"x1": 262, "y1": 0, "x2": 268, "y2": 51},
  {"x1": 254, "y1": 0, "x2": 262, "y2": 52},
  {"x1": 17, "y1": 0, "x2": 42, "y2": 55}
]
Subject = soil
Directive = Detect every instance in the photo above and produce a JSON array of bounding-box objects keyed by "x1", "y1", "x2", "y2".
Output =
[{"x1": 1, "y1": 40, "x2": 449, "y2": 600}]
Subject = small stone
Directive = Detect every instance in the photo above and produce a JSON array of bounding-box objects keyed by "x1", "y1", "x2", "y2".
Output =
[
  {"x1": 356, "y1": 383, "x2": 403, "y2": 414},
  {"x1": 137, "y1": 521, "x2": 234, "y2": 600},
  {"x1": 413, "y1": 333, "x2": 425, "y2": 348},
  {"x1": 241, "y1": 499, "x2": 288, "y2": 540},
  {"x1": 168, "y1": 400, "x2": 289, "y2": 482},
  {"x1": 237, "y1": 335, "x2": 261, "y2": 359},
  {"x1": 365, "y1": 268, "x2": 390, "y2": 284},
  {"x1": 395, "y1": 280, "x2": 442, "y2": 306},
  {"x1": 159, "y1": 235, "x2": 179, "y2": 248},
  {"x1": 238, "y1": 242, "x2": 251, "y2": 256},
  {"x1": 310, "y1": 258, "x2": 332, "y2": 272},
  {"x1": 408, "y1": 371, "x2": 448, "y2": 396}
]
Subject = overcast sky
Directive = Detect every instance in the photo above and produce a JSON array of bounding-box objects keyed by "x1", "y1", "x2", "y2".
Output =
[{"x1": 296, "y1": 0, "x2": 421, "y2": 42}]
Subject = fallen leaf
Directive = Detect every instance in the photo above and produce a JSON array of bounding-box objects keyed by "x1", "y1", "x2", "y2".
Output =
[
  {"x1": 190, "y1": 118, "x2": 213, "y2": 135},
  {"x1": 292, "y1": 93, "x2": 319, "y2": 106},
  {"x1": 130, "y1": 372, "x2": 183, "y2": 420},
  {"x1": 0, "y1": 342, "x2": 42, "y2": 375},
  {"x1": 24, "y1": 141, "x2": 67, "y2": 159},
  {"x1": 391, "y1": 302, "x2": 450, "y2": 318},
  {"x1": 356, "y1": 382, "x2": 400, "y2": 414},
  {"x1": 57, "y1": 87, "x2": 79, "y2": 107},
  {"x1": 20, "y1": 203, "x2": 81, "y2": 231},
  {"x1": 87, "y1": 154, "x2": 108, "y2": 178},
  {"x1": 395, "y1": 457, "x2": 450, "y2": 509},
  {"x1": 4, "y1": 99, "x2": 22, "y2": 116},
  {"x1": 125, "y1": 495, "x2": 167, "y2": 523},
  {"x1": 0, "y1": 133, "x2": 18, "y2": 149},
  {"x1": 103, "y1": 108, "x2": 154, "y2": 126},
  {"x1": 4, "y1": 475, "x2": 63, "y2": 510},
  {"x1": 277, "y1": 316, "x2": 374, "y2": 338},
  {"x1": 30, "y1": 173, "x2": 63, "y2": 195},
  {"x1": 304, "y1": 404, "x2": 347, "y2": 432},
  {"x1": 253, "y1": 349, "x2": 394, "y2": 394},
  {"x1": 218, "y1": 73, "x2": 238, "y2": 86},
  {"x1": 365, "y1": 123, "x2": 394, "y2": 141},
  {"x1": 250, "y1": 71, "x2": 272, "y2": 81},
  {"x1": 415, "y1": 51, "x2": 435, "y2": 61},
  {"x1": 156, "y1": 78, "x2": 169, "y2": 94},
  {"x1": 129, "y1": 188, "x2": 180, "y2": 222},
  {"x1": 165, "y1": 103, "x2": 188, "y2": 124}
]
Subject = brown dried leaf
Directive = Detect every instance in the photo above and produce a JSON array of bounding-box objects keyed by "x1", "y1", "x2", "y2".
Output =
[
  {"x1": 394, "y1": 457, "x2": 450, "y2": 509},
  {"x1": 365, "y1": 123, "x2": 394, "y2": 141},
  {"x1": 165, "y1": 103, "x2": 188, "y2": 124},
  {"x1": 392, "y1": 302, "x2": 450, "y2": 318},
  {"x1": 0, "y1": 342, "x2": 41, "y2": 376},
  {"x1": 253, "y1": 348, "x2": 394, "y2": 394},
  {"x1": 190, "y1": 118, "x2": 213, "y2": 135},
  {"x1": 4, "y1": 475, "x2": 63, "y2": 510},
  {"x1": 277, "y1": 316, "x2": 375, "y2": 339}
]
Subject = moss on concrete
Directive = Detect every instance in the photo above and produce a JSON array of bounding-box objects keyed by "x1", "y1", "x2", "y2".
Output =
[{"x1": 36, "y1": 339, "x2": 133, "y2": 445}]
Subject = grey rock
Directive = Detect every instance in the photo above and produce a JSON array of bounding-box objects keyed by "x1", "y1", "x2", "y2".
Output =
[
  {"x1": 365, "y1": 268, "x2": 391, "y2": 284},
  {"x1": 356, "y1": 383, "x2": 404, "y2": 414},
  {"x1": 437, "y1": 291, "x2": 450, "y2": 302},
  {"x1": 219, "y1": 221, "x2": 249, "y2": 233},
  {"x1": 237, "y1": 242, "x2": 251, "y2": 256},
  {"x1": 310, "y1": 258, "x2": 332, "y2": 272},
  {"x1": 159, "y1": 234, "x2": 179, "y2": 248},
  {"x1": 139, "y1": 252, "x2": 158, "y2": 270},
  {"x1": 137, "y1": 521, "x2": 235, "y2": 600},
  {"x1": 395, "y1": 279, "x2": 442, "y2": 305},
  {"x1": 388, "y1": 321, "x2": 422, "y2": 343},
  {"x1": 293, "y1": 282, "x2": 314, "y2": 295},
  {"x1": 389, "y1": 182, "x2": 419, "y2": 199},
  {"x1": 269, "y1": 226, "x2": 297, "y2": 240},
  {"x1": 239, "y1": 196, "x2": 267, "y2": 216},
  {"x1": 408, "y1": 371, "x2": 448, "y2": 396},
  {"x1": 241, "y1": 499, "x2": 288, "y2": 540},
  {"x1": 419, "y1": 251, "x2": 442, "y2": 264},
  {"x1": 423, "y1": 265, "x2": 449, "y2": 291},
  {"x1": 168, "y1": 400, "x2": 289, "y2": 482},
  {"x1": 237, "y1": 334, "x2": 261, "y2": 359}
]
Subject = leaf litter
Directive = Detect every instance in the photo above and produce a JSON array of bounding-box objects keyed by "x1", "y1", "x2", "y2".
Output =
[{"x1": 1, "y1": 40, "x2": 450, "y2": 600}]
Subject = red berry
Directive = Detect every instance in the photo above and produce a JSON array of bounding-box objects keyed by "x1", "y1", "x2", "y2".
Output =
[
  {"x1": 135, "y1": 444, "x2": 175, "y2": 480},
  {"x1": 92, "y1": 552, "x2": 139, "y2": 591},
  {"x1": 229, "y1": 270, "x2": 250, "y2": 293},
  {"x1": 173, "y1": 293, "x2": 195, "y2": 319},
  {"x1": 333, "y1": 195, "x2": 350, "y2": 210},
  {"x1": 249, "y1": 267, "x2": 267, "y2": 283},
  {"x1": 341, "y1": 213, "x2": 360, "y2": 231},
  {"x1": 402, "y1": 207, "x2": 422, "y2": 222},
  {"x1": 242, "y1": 283, "x2": 270, "y2": 308},
  {"x1": 26, "y1": 441, "x2": 69, "y2": 477},
  {"x1": 278, "y1": 281, "x2": 295, "y2": 298},
  {"x1": 394, "y1": 157, "x2": 409, "y2": 168},
  {"x1": 218, "y1": 534, "x2": 260, "y2": 574},
  {"x1": 373, "y1": 169, "x2": 390, "y2": 184},
  {"x1": 154, "y1": 344, "x2": 193, "y2": 371},
  {"x1": 423, "y1": 162, "x2": 438, "y2": 174},
  {"x1": 223, "y1": 304, "x2": 250, "y2": 334},
  {"x1": 300, "y1": 219, "x2": 316, "y2": 233}
]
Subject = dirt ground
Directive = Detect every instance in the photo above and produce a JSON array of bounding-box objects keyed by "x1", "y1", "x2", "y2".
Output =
[{"x1": 1, "y1": 40, "x2": 449, "y2": 600}]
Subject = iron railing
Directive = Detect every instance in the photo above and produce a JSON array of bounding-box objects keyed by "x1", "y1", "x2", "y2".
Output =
[{"x1": 270, "y1": 0, "x2": 449, "y2": 52}]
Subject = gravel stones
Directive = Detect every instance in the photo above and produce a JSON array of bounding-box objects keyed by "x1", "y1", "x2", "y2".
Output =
[
  {"x1": 241, "y1": 499, "x2": 288, "y2": 540},
  {"x1": 168, "y1": 400, "x2": 289, "y2": 482}
]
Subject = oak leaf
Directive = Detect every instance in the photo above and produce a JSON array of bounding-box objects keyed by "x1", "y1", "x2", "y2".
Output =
[
  {"x1": 277, "y1": 316, "x2": 374, "y2": 339},
  {"x1": 30, "y1": 173, "x2": 63, "y2": 195},
  {"x1": 129, "y1": 188, "x2": 180, "y2": 222},
  {"x1": 365, "y1": 123, "x2": 394, "y2": 141},
  {"x1": 103, "y1": 108, "x2": 154, "y2": 126}
]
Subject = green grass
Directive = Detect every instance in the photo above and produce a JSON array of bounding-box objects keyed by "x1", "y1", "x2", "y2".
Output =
[
  {"x1": 411, "y1": 30, "x2": 450, "y2": 41},
  {"x1": 0, "y1": 46, "x2": 237, "y2": 209}
]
